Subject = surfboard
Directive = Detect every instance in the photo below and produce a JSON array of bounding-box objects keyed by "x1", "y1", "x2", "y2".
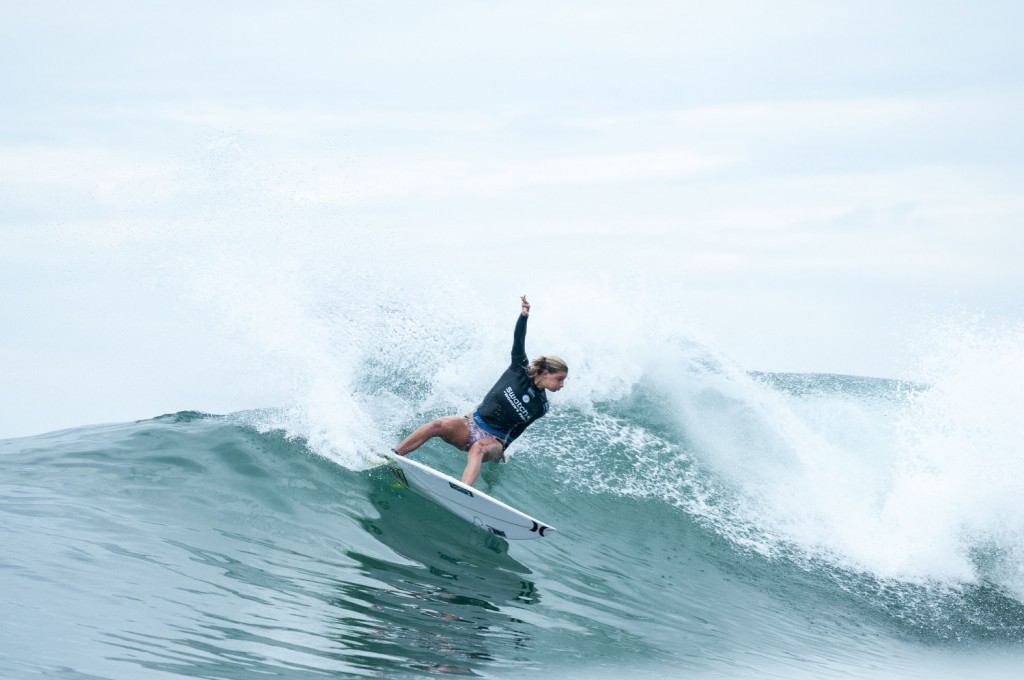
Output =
[{"x1": 382, "y1": 452, "x2": 556, "y2": 540}]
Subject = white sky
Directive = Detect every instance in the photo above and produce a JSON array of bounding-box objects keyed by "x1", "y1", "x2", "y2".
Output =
[{"x1": 3, "y1": 1, "x2": 1023, "y2": 438}]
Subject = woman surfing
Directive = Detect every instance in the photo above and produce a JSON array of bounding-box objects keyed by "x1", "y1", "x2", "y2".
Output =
[{"x1": 392, "y1": 295, "x2": 568, "y2": 486}]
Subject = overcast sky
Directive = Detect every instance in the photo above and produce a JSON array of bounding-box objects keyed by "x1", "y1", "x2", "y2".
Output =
[{"x1": 3, "y1": 1, "x2": 1023, "y2": 438}]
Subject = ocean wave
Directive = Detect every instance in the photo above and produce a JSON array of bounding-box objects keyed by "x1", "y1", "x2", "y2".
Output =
[{"x1": 5, "y1": 347, "x2": 1024, "y2": 678}]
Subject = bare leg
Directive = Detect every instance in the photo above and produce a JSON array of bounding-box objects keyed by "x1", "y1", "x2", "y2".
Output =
[
  {"x1": 393, "y1": 416, "x2": 469, "y2": 455},
  {"x1": 461, "y1": 439, "x2": 505, "y2": 486}
]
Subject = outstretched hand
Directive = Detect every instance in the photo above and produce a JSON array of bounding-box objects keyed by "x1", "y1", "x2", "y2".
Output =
[{"x1": 520, "y1": 295, "x2": 530, "y2": 317}]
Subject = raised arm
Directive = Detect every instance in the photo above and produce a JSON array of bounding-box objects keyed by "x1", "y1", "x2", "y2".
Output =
[{"x1": 511, "y1": 295, "x2": 529, "y2": 366}]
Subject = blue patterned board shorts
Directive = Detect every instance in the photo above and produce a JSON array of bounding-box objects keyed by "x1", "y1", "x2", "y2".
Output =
[{"x1": 463, "y1": 412, "x2": 507, "y2": 452}]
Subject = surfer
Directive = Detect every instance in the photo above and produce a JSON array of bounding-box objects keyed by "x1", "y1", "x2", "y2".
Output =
[{"x1": 392, "y1": 295, "x2": 568, "y2": 486}]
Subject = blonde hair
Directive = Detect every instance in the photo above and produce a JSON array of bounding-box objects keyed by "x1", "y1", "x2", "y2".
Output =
[{"x1": 527, "y1": 355, "x2": 568, "y2": 379}]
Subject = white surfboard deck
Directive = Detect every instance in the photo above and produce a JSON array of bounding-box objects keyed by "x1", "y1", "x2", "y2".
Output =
[{"x1": 382, "y1": 452, "x2": 556, "y2": 540}]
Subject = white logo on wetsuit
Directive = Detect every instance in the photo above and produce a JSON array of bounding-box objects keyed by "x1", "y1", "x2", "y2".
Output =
[
  {"x1": 503, "y1": 386, "x2": 531, "y2": 421},
  {"x1": 522, "y1": 394, "x2": 531, "y2": 403}
]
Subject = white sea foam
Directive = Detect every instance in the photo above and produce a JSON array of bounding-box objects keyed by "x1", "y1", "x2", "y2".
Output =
[
  {"x1": 643, "y1": 320, "x2": 1024, "y2": 599},
  {"x1": 187, "y1": 242, "x2": 682, "y2": 470}
]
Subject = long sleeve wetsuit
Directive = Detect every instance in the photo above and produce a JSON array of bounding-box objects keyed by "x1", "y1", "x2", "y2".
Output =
[{"x1": 473, "y1": 314, "x2": 549, "y2": 449}]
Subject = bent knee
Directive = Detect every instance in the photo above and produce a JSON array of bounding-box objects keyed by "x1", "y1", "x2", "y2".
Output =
[
  {"x1": 425, "y1": 417, "x2": 457, "y2": 435},
  {"x1": 425, "y1": 420, "x2": 446, "y2": 436},
  {"x1": 479, "y1": 441, "x2": 504, "y2": 462}
]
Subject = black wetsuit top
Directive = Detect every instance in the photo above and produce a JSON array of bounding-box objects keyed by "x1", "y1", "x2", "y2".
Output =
[{"x1": 474, "y1": 314, "x2": 549, "y2": 448}]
